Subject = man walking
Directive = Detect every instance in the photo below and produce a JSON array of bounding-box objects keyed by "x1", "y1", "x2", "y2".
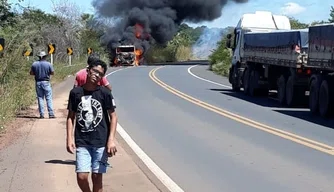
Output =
[
  {"x1": 30, "y1": 51, "x2": 55, "y2": 119},
  {"x1": 66, "y1": 58, "x2": 117, "y2": 192}
]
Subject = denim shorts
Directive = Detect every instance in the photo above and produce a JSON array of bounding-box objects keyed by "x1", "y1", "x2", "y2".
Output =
[{"x1": 75, "y1": 146, "x2": 109, "y2": 173}]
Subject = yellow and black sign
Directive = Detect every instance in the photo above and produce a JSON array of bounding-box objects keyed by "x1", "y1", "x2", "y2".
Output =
[
  {"x1": 67, "y1": 47, "x2": 73, "y2": 55},
  {"x1": 23, "y1": 50, "x2": 33, "y2": 56},
  {"x1": 48, "y1": 43, "x2": 56, "y2": 54},
  {"x1": 23, "y1": 43, "x2": 33, "y2": 56},
  {"x1": 87, "y1": 47, "x2": 92, "y2": 55},
  {"x1": 0, "y1": 38, "x2": 5, "y2": 52}
]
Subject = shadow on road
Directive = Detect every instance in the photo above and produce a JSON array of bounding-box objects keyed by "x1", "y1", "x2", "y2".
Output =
[
  {"x1": 144, "y1": 60, "x2": 209, "y2": 66},
  {"x1": 273, "y1": 110, "x2": 334, "y2": 129},
  {"x1": 16, "y1": 115, "x2": 39, "y2": 119},
  {"x1": 45, "y1": 159, "x2": 76, "y2": 165},
  {"x1": 208, "y1": 88, "x2": 334, "y2": 127},
  {"x1": 209, "y1": 88, "x2": 292, "y2": 108}
]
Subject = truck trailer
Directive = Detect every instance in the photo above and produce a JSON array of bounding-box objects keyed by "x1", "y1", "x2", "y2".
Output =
[
  {"x1": 307, "y1": 24, "x2": 334, "y2": 117},
  {"x1": 226, "y1": 11, "x2": 334, "y2": 117}
]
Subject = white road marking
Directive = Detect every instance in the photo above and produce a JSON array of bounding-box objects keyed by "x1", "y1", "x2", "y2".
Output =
[
  {"x1": 187, "y1": 65, "x2": 281, "y2": 103},
  {"x1": 187, "y1": 65, "x2": 232, "y2": 89},
  {"x1": 117, "y1": 123, "x2": 184, "y2": 192},
  {"x1": 105, "y1": 67, "x2": 125, "y2": 77},
  {"x1": 107, "y1": 66, "x2": 184, "y2": 192}
]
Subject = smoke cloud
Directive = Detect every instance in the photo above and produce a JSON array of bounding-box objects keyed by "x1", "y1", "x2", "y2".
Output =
[
  {"x1": 92, "y1": 0, "x2": 248, "y2": 64},
  {"x1": 192, "y1": 27, "x2": 224, "y2": 59}
]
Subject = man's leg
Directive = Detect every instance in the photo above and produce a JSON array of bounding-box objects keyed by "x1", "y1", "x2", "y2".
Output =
[
  {"x1": 91, "y1": 173, "x2": 103, "y2": 192},
  {"x1": 43, "y1": 81, "x2": 55, "y2": 118},
  {"x1": 91, "y1": 147, "x2": 109, "y2": 192},
  {"x1": 35, "y1": 82, "x2": 45, "y2": 118},
  {"x1": 77, "y1": 173, "x2": 91, "y2": 192},
  {"x1": 76, "y1": 147, "x2": 92, "y2": 192}
]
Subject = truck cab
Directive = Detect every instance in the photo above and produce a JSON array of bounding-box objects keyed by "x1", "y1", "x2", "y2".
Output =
[
  {"x1": 226, "y1": 11, "x2": 291, "y2": 90},
  {"x1": 114, "y1": 45, "x2": 136, "y2": 66}
]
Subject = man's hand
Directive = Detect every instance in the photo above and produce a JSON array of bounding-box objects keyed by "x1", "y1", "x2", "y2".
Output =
[
  {"x1": 66, "y1": 139, "x2": 76, "y2": 154},
  {"x1": 106, "y1": 139, "x2": 117, "y2": 157}
]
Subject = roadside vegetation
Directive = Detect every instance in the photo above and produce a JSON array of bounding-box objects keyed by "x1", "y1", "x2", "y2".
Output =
[
  {"x1": 0, "y1": 0, "x2": 209, "y2": 131},
  {"x1": 0, "y1": 1, "x2": 104, "y2": 131},
  {"x1": 145, "y1": 24, "x2": 206, "y2": 63},
  {"x1": 208, "y1": 6, "x2": 334, "y2": 77},
  {"x1": 0, "y1": 0, "x2": 211, "y2": 132}
]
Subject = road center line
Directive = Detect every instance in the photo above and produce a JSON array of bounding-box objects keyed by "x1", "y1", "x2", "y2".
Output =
[{"x1": 149, "y1": 66, "x2": 334, "y2": 156}]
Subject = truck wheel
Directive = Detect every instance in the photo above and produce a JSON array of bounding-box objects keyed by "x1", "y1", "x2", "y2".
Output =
[
  {"x1": 243, "y1": 68, "x2": 250, "y2": 95},
  {"x1": 319, "y1": 80, "x2": 333, "y2": 117},
  {"x1": 230, "y1": 66, "x2": 240, "y2": 92},
  {"x1": 309, "y1": 78, "x2": 320, "y2": 114},
  {"x1": 277, "y1": 75, "x2": 286, "y2": 105},
  {"x1": 228, "y1": 67, "x2": 233, "y2": 84},
  {"x1": 285, "y1": 75, "x2": 296, "y2": 107},
  {"x1": 232, "y1": 83, "x2": 240, "y2": 92},
  {"x1": 249, "y1": 70, "x2": 260, "y2": 96}
]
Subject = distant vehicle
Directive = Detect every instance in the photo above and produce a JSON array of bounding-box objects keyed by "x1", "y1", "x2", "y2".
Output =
[
  {"x1": 226, "y1": 11, "x2": 334, "y2": 117},
  {"x1": 114, "y1": 45, "x2": 136, "y2": 66}
]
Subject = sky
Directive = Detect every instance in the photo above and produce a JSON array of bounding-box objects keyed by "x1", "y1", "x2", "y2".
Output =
[{"x1": 8, "y1": 0, "x2": 334, "y2": 28}]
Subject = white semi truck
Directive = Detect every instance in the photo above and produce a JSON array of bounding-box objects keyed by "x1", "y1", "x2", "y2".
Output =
[{"x1": 226, "y1": 11, "x2": 334, "y2": 117}]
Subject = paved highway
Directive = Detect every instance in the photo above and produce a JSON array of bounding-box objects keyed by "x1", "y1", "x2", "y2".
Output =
[{"x1": 107, "y1": 64, "x2": 334, "y2": 192}]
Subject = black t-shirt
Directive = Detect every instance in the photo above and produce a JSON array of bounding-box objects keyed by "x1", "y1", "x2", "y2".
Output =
[{"x1": 67, "y1": 86, "x2": 116, "y2": 148}]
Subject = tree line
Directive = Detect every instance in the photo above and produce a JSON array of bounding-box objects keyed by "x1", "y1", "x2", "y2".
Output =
[
  {"x1": 0, "y1": 0, "x2": 106, "y2": 129},
  {"x1": 0, "y1": 0, "x2": 206, "y2": 129}
]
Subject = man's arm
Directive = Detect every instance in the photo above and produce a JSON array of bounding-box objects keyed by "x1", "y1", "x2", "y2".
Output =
[
  {"x1": 66, "y1": 110, "x2": 76, "y2": 154},
  {"x1": 105, "y1": 92, "x2": 117, "y2": 156},
  {"x1": 50, "y1": 64, "x2": 55, "y2": 75},
  {"x1": 105, "y1": 84, "x2": 112, "y2": 91},
  {"x1": 30, "y1": 65, "x2": 34, "y2": 75},
  {"x1": 66, "y1": 91, "x2": 76, "y2": 154},
  {"x1": 73, "y1": 75, "x2": 79, "y2": 88},
  {"x1": 108, "y1": 110, "x2": 118, "y2": 142},
  {"x1": 106, "y1": 110, "x2": 117, "y2": 157},
  {"x1": 101, "y1": 77, "x2": 112, "y2": 91}
]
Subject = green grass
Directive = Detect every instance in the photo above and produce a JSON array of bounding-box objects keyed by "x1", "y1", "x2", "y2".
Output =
[
  {"x1": 208, "y1": 41, "x2": 232, "y2": 77},
  {"x1": 145, "y1": 45, "x2": 193, "y2": 63},
  {"x1": 0, "y1": 56, "x2": 87, "y2": 132}
]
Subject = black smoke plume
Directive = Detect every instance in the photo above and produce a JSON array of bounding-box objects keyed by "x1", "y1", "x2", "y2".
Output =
[{"x1": 92, "y1": 0, "x2": 248, "y2": 65}]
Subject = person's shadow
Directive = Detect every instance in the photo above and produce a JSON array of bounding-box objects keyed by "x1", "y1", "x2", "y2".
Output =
[{"x1": 45, "y1": 159, "x2": 76, "y2": 165}]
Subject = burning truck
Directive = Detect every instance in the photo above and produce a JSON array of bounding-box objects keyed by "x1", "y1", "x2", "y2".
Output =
[
  {"x1": 114, "y1": 45, "x2": 136, "y2": 66},
  {"x1": 113, "y1": 44, "x2": 144, "y2": 67},
  {"x1": 108, "y1": 23, "x2": 148, "y2": 67}
]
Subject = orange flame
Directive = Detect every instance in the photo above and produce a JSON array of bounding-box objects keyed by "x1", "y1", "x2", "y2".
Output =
[
  {"x1": 113, "y1": 57, "x2": 117, "y2": 66},
  {"x1": 135, "y1": 23, "x2": 144, "y2": 39},
  {"x1": 135, "y1": 49, "x2": 143, "y2": 66},
  {"x1": 133, "y1": 23, "x2": 147, "y2": 66}
]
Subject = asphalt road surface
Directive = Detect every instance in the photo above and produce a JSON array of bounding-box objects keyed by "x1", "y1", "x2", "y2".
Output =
[{"x1": 107, "y1": 64, "x2": 334, "y2": 192}]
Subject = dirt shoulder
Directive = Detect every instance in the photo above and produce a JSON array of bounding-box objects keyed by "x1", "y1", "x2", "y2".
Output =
[{"x1": 0, "y1": 69, "x2": 161, "y2": 192}]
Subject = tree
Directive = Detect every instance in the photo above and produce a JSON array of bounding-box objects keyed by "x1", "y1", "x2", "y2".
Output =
[
  {"x1": 79, "y1": 13, "x2": 104, "y2": 54},
  {"x1": 329, "y1": 6, "x2": 334, "y2": 23},
  {"x1": 289, "y1": 17, "x2": 308, "y2": 29},
  {"x1": 310, "y1": 20, "x2": 327, "y2": 26},
  {"x1": 0, "y1": 0, "x2": 16, "y2": 27}
]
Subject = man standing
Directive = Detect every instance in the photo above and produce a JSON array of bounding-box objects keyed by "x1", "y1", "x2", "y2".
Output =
[
  {"x1": 66, "y1": 58, "x2": 117, "y2": 192},
  {"x1": 30, "y1": 51, "x2": 55, "y2": 119},
  {"x1": 74, "y1": 55, "x2": 112, "y2": 91}
]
